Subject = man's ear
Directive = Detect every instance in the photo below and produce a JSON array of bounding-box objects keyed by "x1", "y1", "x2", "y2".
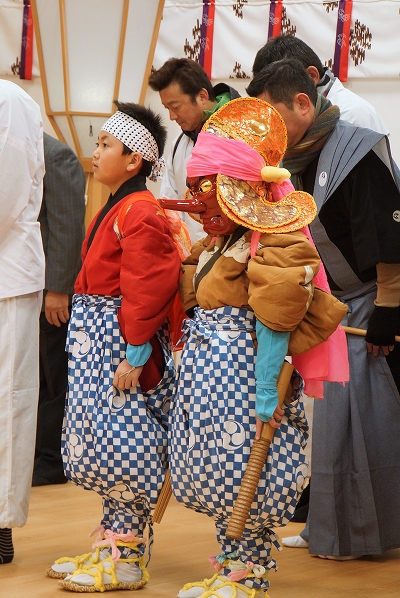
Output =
[
  {"x1": 296, "y1": 92, "x2": 313, "y2": 116},
  {"x1": 197, "y1": 88, "x2": 210, "y2": 106},
  {"x1": 127, "y1": 152, "x2": 142, "y2": 173},
  {"x1": 306, "y1": 66, "x2": 320, "y2": 85}
]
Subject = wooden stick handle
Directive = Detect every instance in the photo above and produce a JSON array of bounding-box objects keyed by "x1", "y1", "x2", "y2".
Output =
[
  {"x1": 342, "y1": 325, "x2": 400, "y2": 343},
  {"x1": 226, "y1": 361, "x2": 295, "y2": 541},
  {"x1": 153, "y1": 468, "x2": 172, "y2": 524}
]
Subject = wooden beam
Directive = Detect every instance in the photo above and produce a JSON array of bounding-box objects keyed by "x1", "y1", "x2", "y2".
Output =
[
  {"x1": 113, "y1": 0, "x2": 130, "y2": 107},
  {"x1": 80, "y1": 157, "x2": 94, "y2": 173},
  {"x1": 139, "y1": 0, "x2": 165, "y2": 104},
  {"x1": 48, "y1": 111, "x2": 112, "y2": 118},
  {"x1": 59, "y1": 0, "x2": 70, "y2": 114},
  {"x1": 31, "y1": 0, "x2": 52, "y2": 118}
]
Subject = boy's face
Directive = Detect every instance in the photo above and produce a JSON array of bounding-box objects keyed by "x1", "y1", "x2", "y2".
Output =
[
  {"x1": 92, "y1": 131, "x2": 136, "y2": 194},
  {"x1": 159, "y1": 82, "x2": 208, "y2": 132}
]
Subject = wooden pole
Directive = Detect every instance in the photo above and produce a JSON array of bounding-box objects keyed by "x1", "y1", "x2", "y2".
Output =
[
  {"x1": 153, "y1": 469, "x2": 172, "y2": 524},
  {"x1": 342, "y1": 325, "x2": 400, "y2": 343},
  {"x1": 226, "y1": 361, "x2": 294, "y2": 541}
]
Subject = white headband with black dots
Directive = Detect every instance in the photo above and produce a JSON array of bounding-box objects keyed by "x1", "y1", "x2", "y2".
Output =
[{"x1": 101, "y1": 111, "x2": 165, "y2": 182}]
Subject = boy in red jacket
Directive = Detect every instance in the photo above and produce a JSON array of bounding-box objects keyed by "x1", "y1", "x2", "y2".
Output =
[{"x1": 47, "y1": 102, "x2": 181, "y2": 592}]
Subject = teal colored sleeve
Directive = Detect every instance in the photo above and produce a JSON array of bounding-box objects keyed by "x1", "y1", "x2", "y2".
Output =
[
  {"x1": 255, "y1": 318, "x2": 290, "y2": 422},
  {"x1": 126, "y1": 341, "x2": 153, "y2": 367}
]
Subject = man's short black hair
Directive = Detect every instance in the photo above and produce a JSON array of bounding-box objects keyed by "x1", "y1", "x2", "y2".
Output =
[
  {"x1": 252, "y1": 35, "x2": 324, "y2": 78},
  {"x1": 246, "y1": 58, "x2": 318, "y2": 109},
  {"x1": 148, "y1": 58, "x2": 216, "y2": 103},
  {"x1": 114, "y1": 101, "x2": 167, "y2": 178}
]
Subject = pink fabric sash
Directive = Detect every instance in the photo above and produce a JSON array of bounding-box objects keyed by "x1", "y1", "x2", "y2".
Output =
[{"x1": 187, "y1": 131, "x2": 265, "y2": 180}]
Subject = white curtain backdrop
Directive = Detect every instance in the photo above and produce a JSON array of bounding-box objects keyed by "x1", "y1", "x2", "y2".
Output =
[{"x1": 154, "y1": 0, "x2": 400, "y2": 80}]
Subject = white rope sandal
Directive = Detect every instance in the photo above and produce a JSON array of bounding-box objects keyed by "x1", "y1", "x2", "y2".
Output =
[
  {"x1": 47, "y1": 546, "x2": 111, "y2": 580},
  {"x1": 178, "y1": 558, "x2": 270, "y2": 598},
  {"x1": 49, "y1": 530, "x2": 148, "y2": 592},
  {"x1": 47, "y1": 525, "x2": 110, "y2": 579},
  {"x1": 178, "y1": 574, "x2": 269, "y2": 598}
]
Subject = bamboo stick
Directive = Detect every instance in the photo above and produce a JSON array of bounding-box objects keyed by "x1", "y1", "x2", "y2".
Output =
[
  {"x1": 153, "y1": 469, "x2": 172, "y2": 524},
  {"x1": 342, "y1": 325, "x2": 400, "y2": 343},
  {"x1": 226, "y1": 361, "x2": 294, "y2": 541}
]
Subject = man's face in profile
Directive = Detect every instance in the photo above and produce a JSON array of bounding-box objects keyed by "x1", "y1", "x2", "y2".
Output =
[{"x1": 160, "y1": 83, "x2": 207, "y2": 132}]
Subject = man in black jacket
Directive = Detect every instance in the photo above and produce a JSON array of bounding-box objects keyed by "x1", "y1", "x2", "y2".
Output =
[
  {"x1": 247, "y1": 58, "x2": 400, "y2": 561},
  {"x1": 33, "y1": 133, "x2": 86, "y2": 486}
]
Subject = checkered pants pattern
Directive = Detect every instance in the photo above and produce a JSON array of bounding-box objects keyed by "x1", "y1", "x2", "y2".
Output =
[
  {"x1": 62, "y1": 294, "x2": 174, "y2": 544},
  {"x1": 170, "y1": 306, "x2": 309, "y2": 588}
]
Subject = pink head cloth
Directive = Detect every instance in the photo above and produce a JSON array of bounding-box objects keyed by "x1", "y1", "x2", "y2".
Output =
[
  {"x1": 187, "y1": 131, "x2": 265, "y2": 181},
  {"x1": 249, "y1": 178, "x2": 349, "y2": 397}
]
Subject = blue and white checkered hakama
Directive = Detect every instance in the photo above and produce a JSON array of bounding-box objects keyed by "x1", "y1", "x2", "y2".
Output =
[
  {"x1": 62, "y1": 294, "x2": 174, "y2": 542},
  {"x1": 170, "y1": 306, "x2": 308, "y2": 588}
]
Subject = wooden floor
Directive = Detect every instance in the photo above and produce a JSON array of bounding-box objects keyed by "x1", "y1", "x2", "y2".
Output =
[{"x1": 1, "y1": 481, "x2": 400, "y2": 597}]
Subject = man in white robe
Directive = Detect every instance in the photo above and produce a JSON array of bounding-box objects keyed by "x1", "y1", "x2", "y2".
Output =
[{"x1": 0, "y1": 79, "x2": 45, "y2": 563}]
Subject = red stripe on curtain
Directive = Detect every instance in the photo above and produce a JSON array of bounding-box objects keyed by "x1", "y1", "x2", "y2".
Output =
[
  {"x1": 199, "y1": 0, "x2": 216, "y2": 78},
  {"x1": 268, "y1": 0, "x2": 283, "y2": 39},
  {"x1": 333, "y1": 0, "x2": 353, "y2": 82},
  {"x1": 20, "y1": 0, "x2": 34, "y2": 80}
]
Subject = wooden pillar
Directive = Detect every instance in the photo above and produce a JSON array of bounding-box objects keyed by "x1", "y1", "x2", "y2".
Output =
[
  {"x1": 84, "y1": 172, "x2": 109, "y2": 230},
  {"x1": 81, "y1": 158, "x2": 108, "y2": 229}
]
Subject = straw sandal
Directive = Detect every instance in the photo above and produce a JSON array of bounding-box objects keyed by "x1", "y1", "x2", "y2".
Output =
[
  {"x1": 58, "y1": 553, "x2": 148, "y2": 592},
  {"x1": 48, "y1": 529, "x2": 148, "y2": 592},
  {"x1": 47, "y1": 547, "x2": 111, "y2": 580},
  {"x1": 178, "y1": 573, "x2": 269, "y2": 598}
]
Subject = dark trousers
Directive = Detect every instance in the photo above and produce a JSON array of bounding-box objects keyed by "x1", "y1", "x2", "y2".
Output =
[{"x1": 33, "y1": 312, "x2": 69, "y2": 482}]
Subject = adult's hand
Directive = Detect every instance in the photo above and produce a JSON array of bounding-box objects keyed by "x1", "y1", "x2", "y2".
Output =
[
  {"x1": 366, "y1": 305, "x2": 398, "y2": 356},
  {"x1": 45, "y1": 291, "x2": 70, "y2": 326}
]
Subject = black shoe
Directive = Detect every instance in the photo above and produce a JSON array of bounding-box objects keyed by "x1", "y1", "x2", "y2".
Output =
[
  {"x1": 32, "y1": 471, "x2": 68, "y2": 486},
  {"x1": 291, "y1": 480, "x2": 310, "y2": 522},
  {"x1": 291, "y1": 503, "x2": 309, "y2": 523},
  {"x1": 0, "y1": 528, "x2": 14, "y2": 564}
]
